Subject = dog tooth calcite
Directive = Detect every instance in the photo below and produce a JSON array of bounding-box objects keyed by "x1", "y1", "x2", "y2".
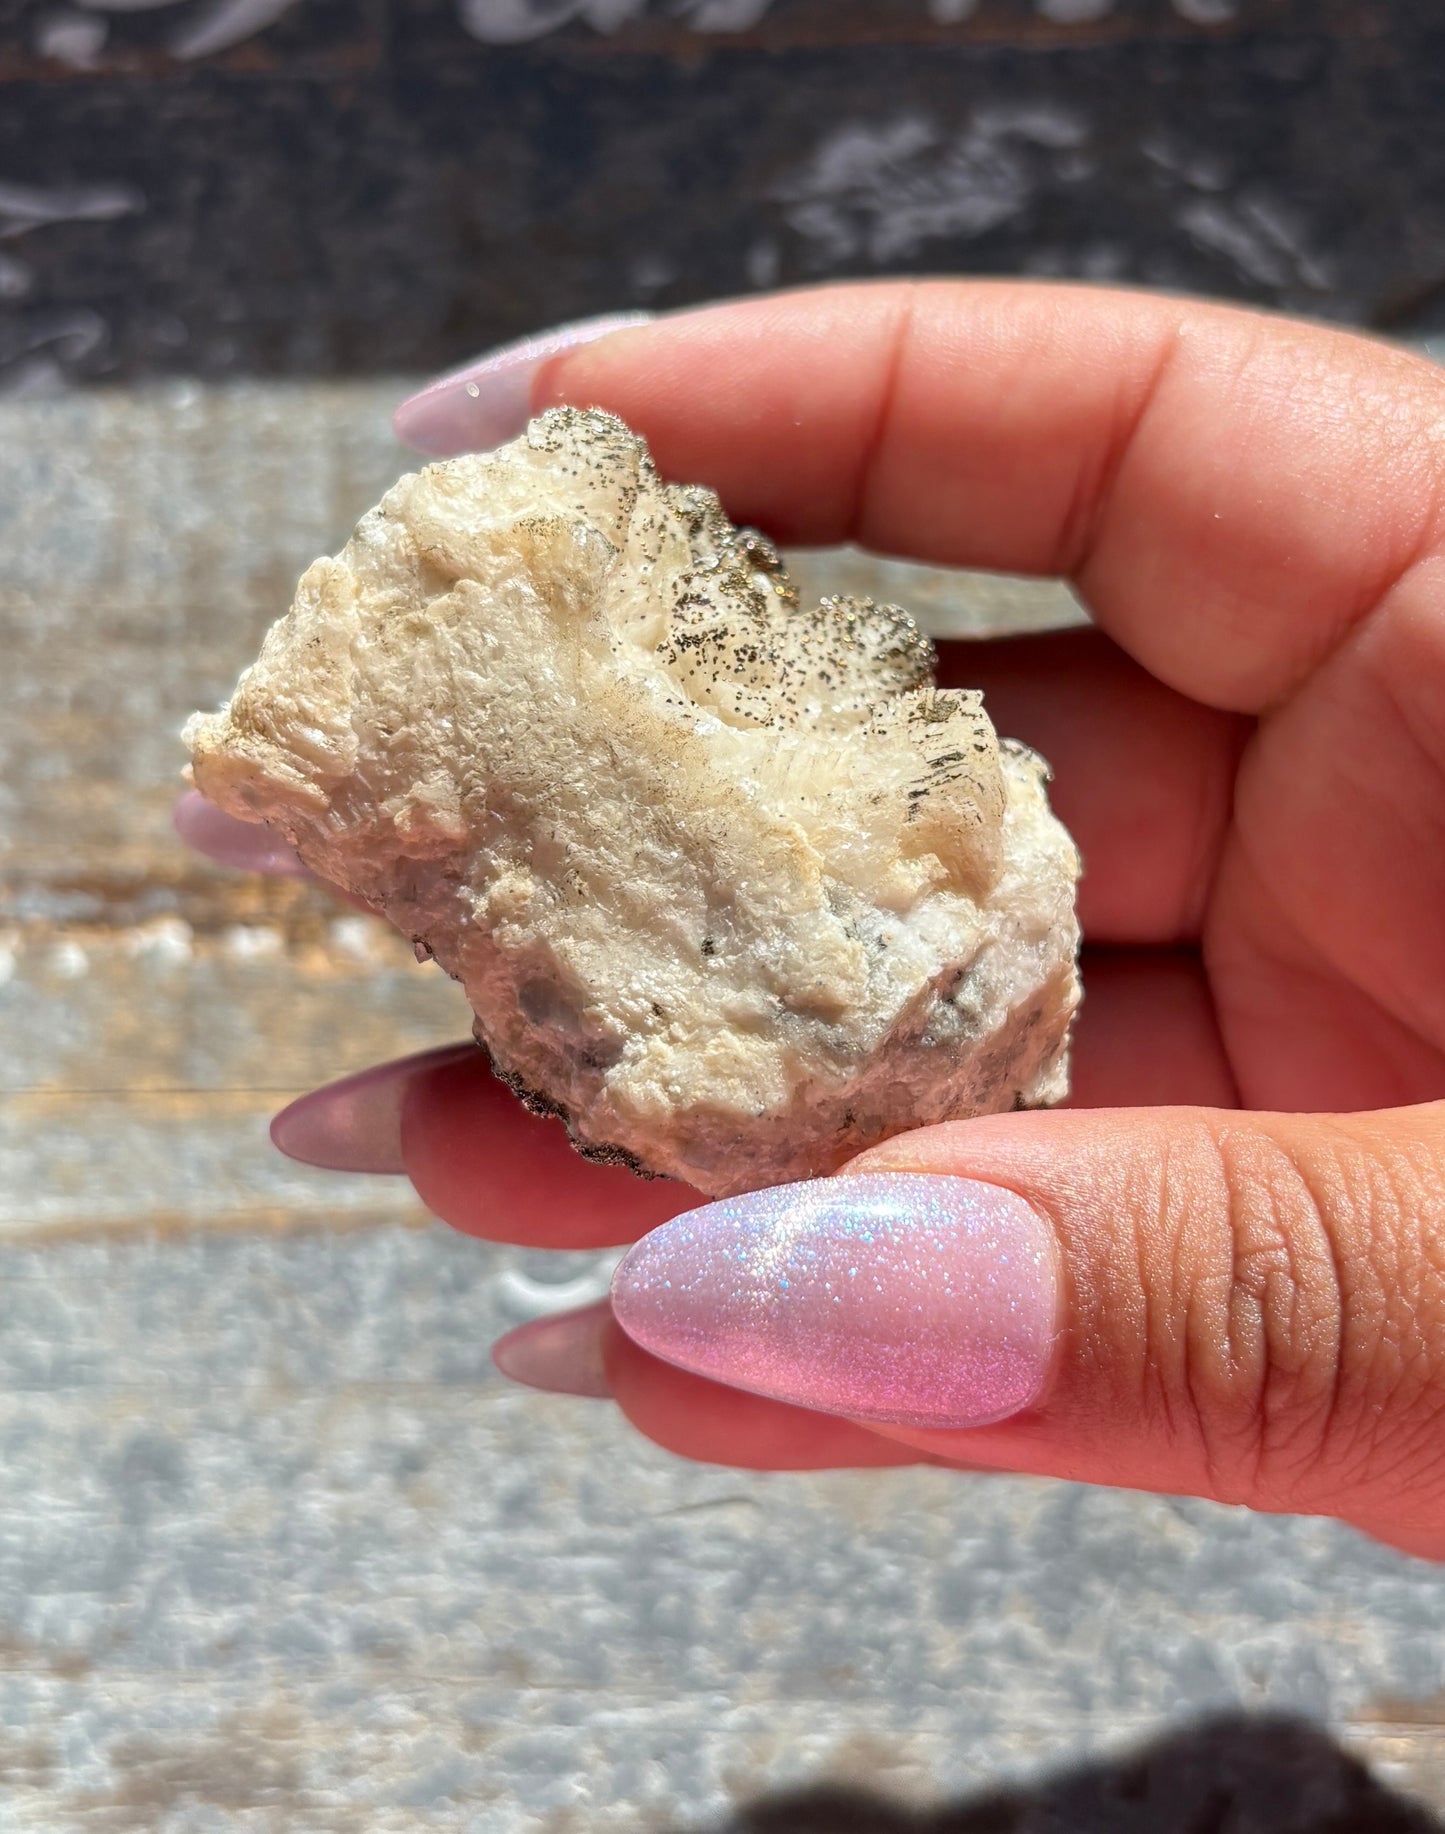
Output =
[{"x1": 186, "y1": 408, "x2": 1081, "y2": 1196}]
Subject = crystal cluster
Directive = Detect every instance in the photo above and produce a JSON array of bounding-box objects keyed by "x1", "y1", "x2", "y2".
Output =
[{"x1": 186, "y1": 409, "x2": 1081, "y2": 1195}]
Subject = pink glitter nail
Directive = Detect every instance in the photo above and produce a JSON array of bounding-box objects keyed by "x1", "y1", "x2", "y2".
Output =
[{"x1": 610, "y1": 1173, "x2": 1059, "y2": 1429}]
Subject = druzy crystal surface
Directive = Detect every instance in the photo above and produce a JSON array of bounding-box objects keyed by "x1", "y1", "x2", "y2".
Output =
[{"x1": 186, "y1": 408, "x2": 1081, "y2": 1195}]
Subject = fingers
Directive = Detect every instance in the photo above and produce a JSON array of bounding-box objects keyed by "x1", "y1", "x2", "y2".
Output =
[
  {"x1": 270, "y1": 1044, "x2": 477, "y2": 1175},
  {"x1": 1063, "y1": 948, "x2": 1236, "y2": 1111},
  {"x1": 392, "y1": 311, "x2": 651, "y2": 456},
  {"x1": 400, "y1": 1048, "x2": 703, "y2": 1248},
  {"x1": 1205, "y1": 567, "x2": 1445, "y2": 1105},
  {"x1": 519, "y1": 283, "x2": 1445, "y2": 714},
  {"x1": 367, "y1": 947, "x2": 1231, "y2": 1246},
  {"x1": 174, "y1": 790, "x2": 376, "y2": 914},
  {"x1": 492, "y1": 1299, "x2": 925, "y2": 1469},
  {"x1": 262, "y1": 947, "x2": 1238, "y2": 1241},
  {"x1": 605, "y1": 1324, "x2": 926, "y2": 1470},
  {"x1": 610, "y1": 1104, "x2": 1445, "y2": 1537},
  {"x1": 492, "y1": 1298, "x2": 614, "y2": 1399},
  {"x1": 174, "y1": 788, "x2": 309, "y2": 878},
  {"x1": 1208, "y1": 828, "x2": 1445, "y2": 1113}
]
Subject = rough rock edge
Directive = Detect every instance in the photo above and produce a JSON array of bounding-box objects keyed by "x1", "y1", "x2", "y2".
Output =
[{"x1": 186, "y1": 407, "x2": 1082, "y2": 1196}]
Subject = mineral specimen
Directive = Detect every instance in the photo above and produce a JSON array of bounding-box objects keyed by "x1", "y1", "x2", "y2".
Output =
[{"x1": 185, "y1": 408, "x2": 1081, "y2": 1196}]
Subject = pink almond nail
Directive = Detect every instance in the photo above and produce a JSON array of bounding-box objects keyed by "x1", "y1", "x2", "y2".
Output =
[
  {"x1": 270, "y1": 1042, "x2": 479, "y2": 1174},
  {"x1": 492, "y1": 1300, "x2": 614, "y2": 1399},
  {"x1": 391, "y1": 311, "x2": 652, "y2": 457},
  {"x1": 174, "y1": 789, "x2": 310, "y2": 878},
  {"x1": 611, "y1": 1173, "x2": 1059, "y2": 1430}
]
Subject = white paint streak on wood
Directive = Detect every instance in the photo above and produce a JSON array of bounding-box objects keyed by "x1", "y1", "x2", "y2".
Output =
[
  {"x1": 773, "y1": 105, "x2": 1089, "y2": 266},
  {"x1": 457, "y1": 0, "x2": 777, "y2": 40},
  {"x1": 169, "y1": 0, "x2": 303, "y2": 58},
  {"x1": 1037, "y1": 0, "x2": 1114, "y2": 21},
  {"x1": 0, "y1": 180, "x2": 144, "y2": 237}
]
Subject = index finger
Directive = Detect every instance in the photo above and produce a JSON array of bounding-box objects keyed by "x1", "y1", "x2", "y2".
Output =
[{"x1": 533, "y1": 282, "x2": 1445, "y2": 714}]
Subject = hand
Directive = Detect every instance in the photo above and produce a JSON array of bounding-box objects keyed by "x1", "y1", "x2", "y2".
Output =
[{"x1": 186, "y1": 284, "x2": 1445, "y2": 1556}]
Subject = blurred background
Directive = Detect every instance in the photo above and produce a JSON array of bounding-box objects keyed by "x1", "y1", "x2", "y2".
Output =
[
  {"x1": 5, "y1": 0, "x2": 1445, "y2": 384},
  {"x1": 5, "y1": 0, "x2": 1445, "y2": 386},
  {"x1": 5, "y1": 2, "x2": 1445, "y2": 1828}
]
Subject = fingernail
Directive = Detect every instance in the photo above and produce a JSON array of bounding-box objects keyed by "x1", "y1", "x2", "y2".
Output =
[
  {"x1": 611, "y1": 1173, "x2": 1059, "y2": 1430},
  {"x1": 174, "y1": 789, "x2": 310, "y2": 878},
  {"x1": 271, "y1": 1042, "x2": 479, "y2": 1174},
  {"x1": 492, "y1": 1300, "x2": 614, "y2": 1399},
  {"x1": 392, "y1": 311, "x2": 653, "y2": 457}
]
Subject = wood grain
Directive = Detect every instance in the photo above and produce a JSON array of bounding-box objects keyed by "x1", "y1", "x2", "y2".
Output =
[
  {"x1": 4, "y1": 4, "x2": 1444, "y2": 389},
  {"x1": 4, "y1": 383, "x2": 1445, "y2": 1829}
]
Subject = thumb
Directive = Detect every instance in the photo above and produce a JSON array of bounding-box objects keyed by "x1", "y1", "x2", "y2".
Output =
[{"x1": 609, "y1": 1104, "x2": 1445, "y2": 1547}]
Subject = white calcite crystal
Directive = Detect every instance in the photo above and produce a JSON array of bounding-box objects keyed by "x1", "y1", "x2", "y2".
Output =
[{"x1": 186, "y1": 408, "x2": 1081, "y2": 1196}]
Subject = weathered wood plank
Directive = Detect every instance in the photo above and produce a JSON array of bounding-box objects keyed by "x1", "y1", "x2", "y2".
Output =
[
  {"x1": 0, "y1": 0, "x2": 1387, "y2": 84},
  {"x1": 2, "y1": 4, "x2": 1443, "y2": 386},
  {"x1": 4, "y1": 380, "x2": 1444, "y2": 1829},
  {"x1": 0, "y1": 1226, "x2": 1441, "y2": 1825}
]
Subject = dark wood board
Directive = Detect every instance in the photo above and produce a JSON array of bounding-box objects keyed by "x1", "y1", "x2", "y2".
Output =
[{"x1": 0, "y1": 1, "x2": 1442, "y2": 387}]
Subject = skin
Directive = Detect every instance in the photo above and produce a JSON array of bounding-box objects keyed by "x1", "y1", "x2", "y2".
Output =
[{"x1": 382, "y1": 284, "x2": 1445, "y2": 1555}]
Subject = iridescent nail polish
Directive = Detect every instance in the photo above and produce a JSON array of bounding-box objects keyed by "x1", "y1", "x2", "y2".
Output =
[{"x1": 611, "y1": 1173, "x2": 1059, "y2": 1429}]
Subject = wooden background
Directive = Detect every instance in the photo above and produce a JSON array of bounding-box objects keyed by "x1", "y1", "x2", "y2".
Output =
[
  {"x1": 2, "y1": 0, "x2": 1445, "y2": 387},
  {"x1": 7, "y1": 2, "x2": 1445, "y2": 1828},
  {"x1": 7, "y1": 370, "x2": 1445, "y2": 1834}
]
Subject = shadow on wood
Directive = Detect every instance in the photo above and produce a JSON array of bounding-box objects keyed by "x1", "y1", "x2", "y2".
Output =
[{"x1": 682, "y1": 1713, "x2": 1442, "y2": 1834}]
